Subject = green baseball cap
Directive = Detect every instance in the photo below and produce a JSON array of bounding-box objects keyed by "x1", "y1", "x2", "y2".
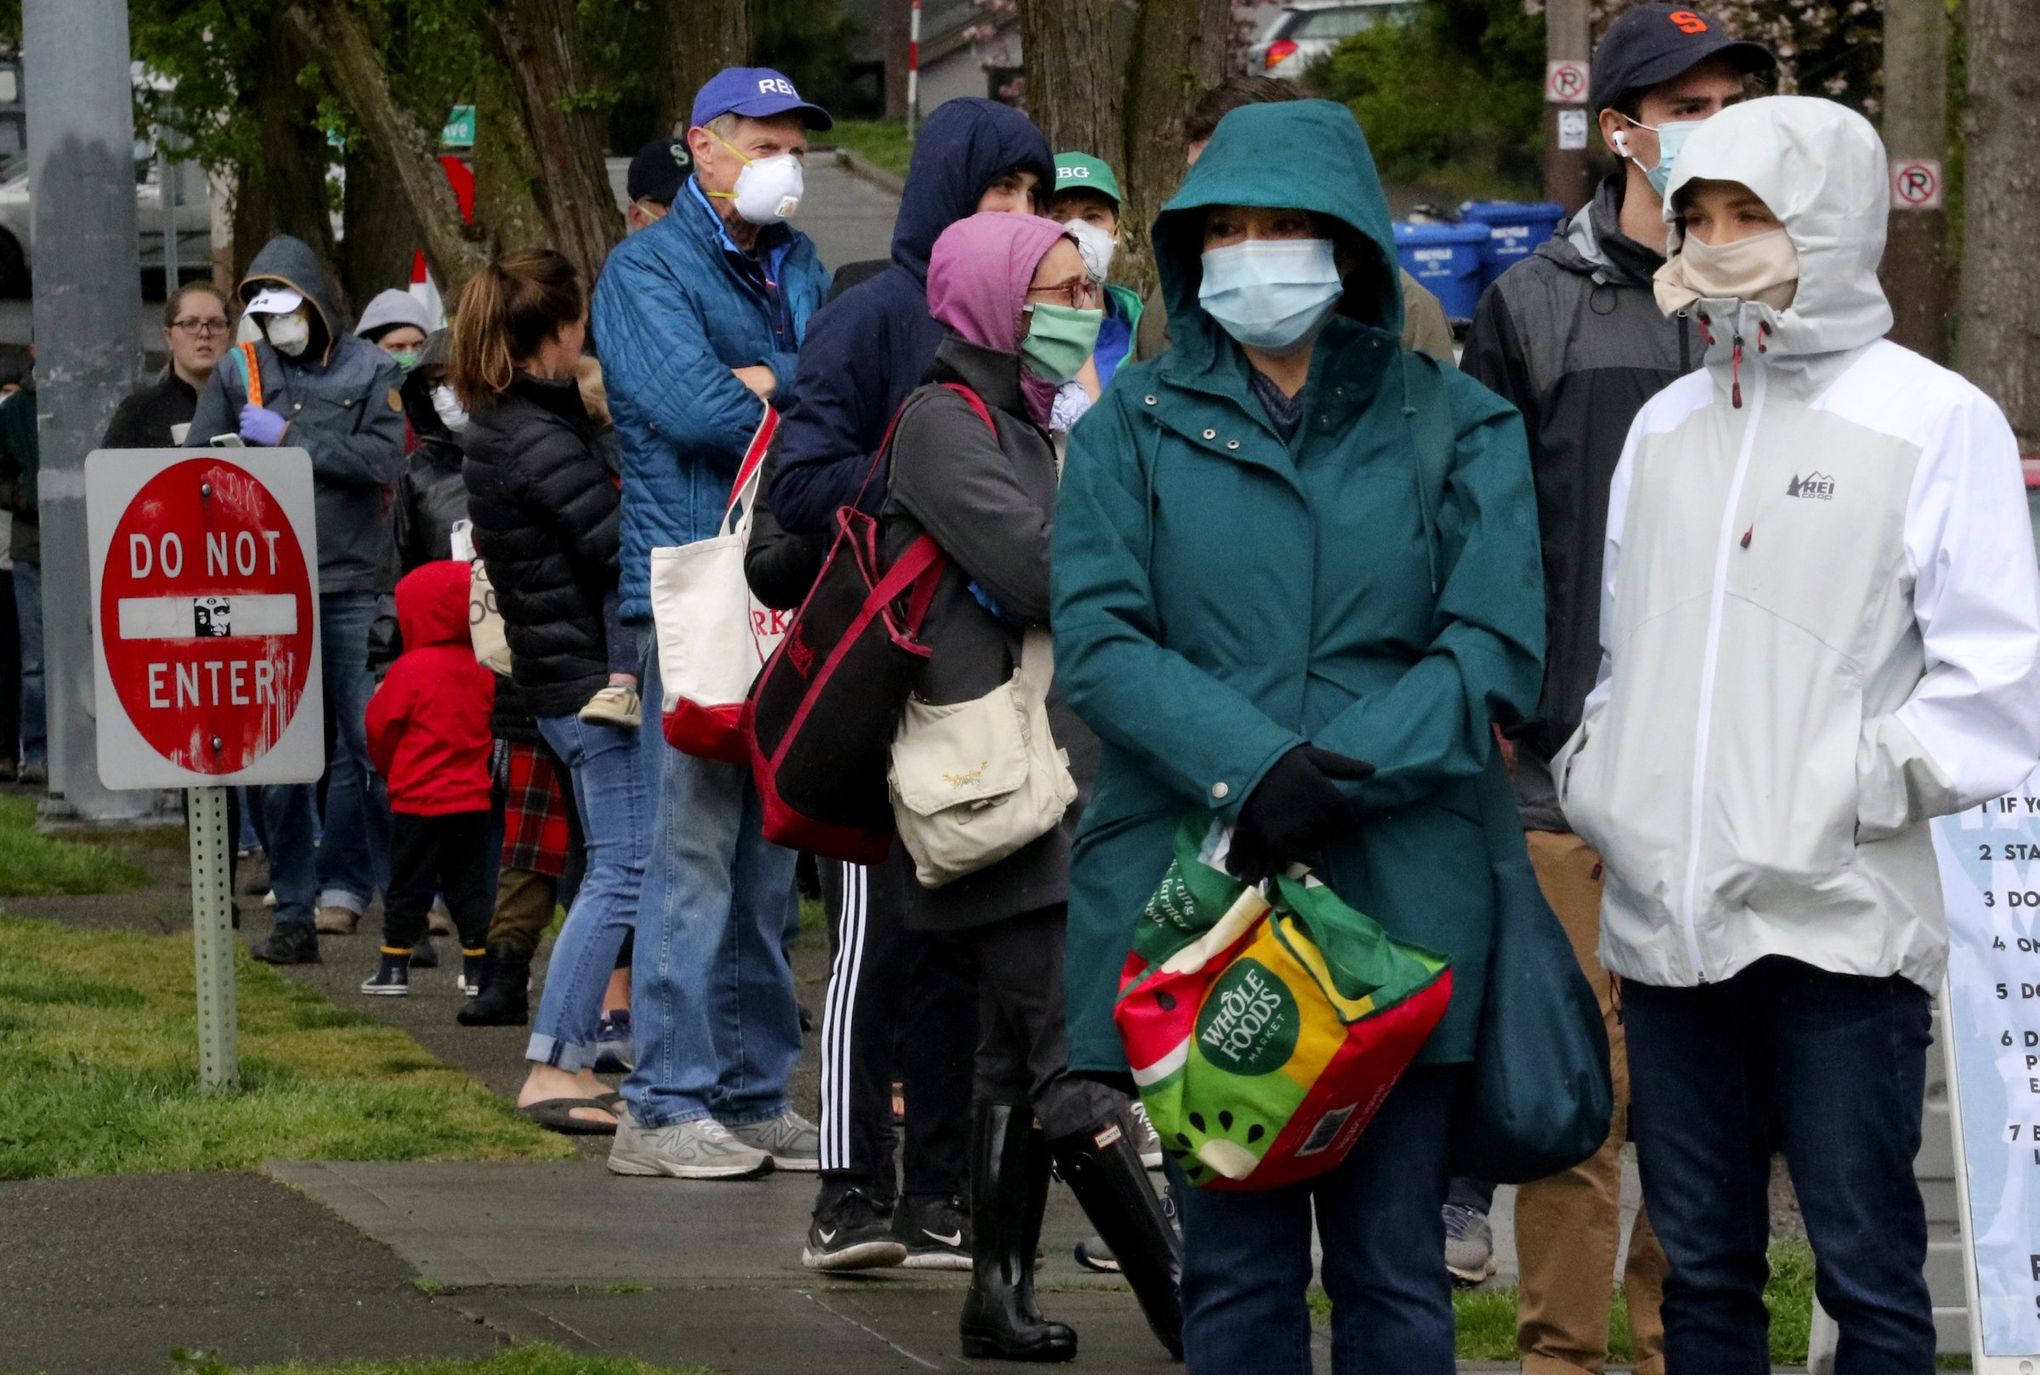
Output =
[{"x1": 1054, "y1": 152, "x2": 1121, "y2": 207}]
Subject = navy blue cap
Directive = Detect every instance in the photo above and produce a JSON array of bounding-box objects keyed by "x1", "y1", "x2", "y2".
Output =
[
  {"x1": 626, "y1": 138, "x2": 691, "y2": 204},
  {"x1": 1589, "y1": 5, "x2": 1773, "y2": 115},
  {"x1": 689, "y1": 67, "x2": 833, "y2": 133}
]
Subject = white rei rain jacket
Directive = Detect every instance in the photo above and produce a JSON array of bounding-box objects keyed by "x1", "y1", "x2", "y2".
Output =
[{"x1": 1555, "y1": 97, "x2": 2040, "y2": 993}]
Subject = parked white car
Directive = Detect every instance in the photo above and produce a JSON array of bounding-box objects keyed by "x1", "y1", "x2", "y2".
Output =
[
  {"x1": 0, "y1": 155, "x2": 210, "y2": 296},
  {"x1": 1247, "y1": 0, "x2": 1419, "y2": 78}
]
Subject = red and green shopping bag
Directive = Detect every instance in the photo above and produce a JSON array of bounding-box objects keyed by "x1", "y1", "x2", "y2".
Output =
[{"x1": 1114, "y1": 819, "x2": 1453, "y2": 1191}]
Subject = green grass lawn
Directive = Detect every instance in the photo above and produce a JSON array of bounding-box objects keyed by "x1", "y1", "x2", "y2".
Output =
[
  {"x1": 819, "y1": 118, "x2": 915, "y2": 178},
  {"x1": 0, "y1": 794, "x2": 148, "y2": 896},
  {"x1": 173, "y1": 1346, "x2": 709, "y2": 1375},
  {"x1": 0, "y1": 912, "x2": 573, "y2": 1178}
]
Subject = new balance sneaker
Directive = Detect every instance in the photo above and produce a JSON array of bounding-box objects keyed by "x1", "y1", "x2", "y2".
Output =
[
  {"x1": 313, "y1": 904, "x2": 359, "y2": 934},
  {"x1": 1129, "y1": 1098, "x2": 1164, "y2": 1170},
  {"x1": 893, "y1": 1193, "x2": 971, "y2": 1270},
  {"x1": 593, "y1": 1010, "x2": 634, "y2": 1073},
  {"x1": 607, "y1": 1111, "x2": 774, "y2": 1180},
  {"x1": 359, "y1": 951, "x2": 410, "y2": 996},
  {"x1": 802, "y1": 1187, "x2": 908, "y2": 1272},
  {"x1": 579, "y1": 683, "x2": 642, "y2": 728},
  {"x1": 1442, "y1": 1203, "x2": 1496, "y2": 1286},
  {"x1": 724, "y1": 1110, "x2": 820, "y2": 1171},
  {"x1": 250, "y1": 922, "x2": 319, "y2": 965}
]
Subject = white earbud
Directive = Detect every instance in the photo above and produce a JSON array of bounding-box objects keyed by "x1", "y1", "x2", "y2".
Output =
[{"x1": 1612, "y1": 129, "x2": 1631, "y2": 157}]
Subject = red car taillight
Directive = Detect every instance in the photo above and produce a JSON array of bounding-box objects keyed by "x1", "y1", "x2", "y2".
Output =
[{"x1": 1264, "y1": 39, "x2": 1299, "y2": 69}]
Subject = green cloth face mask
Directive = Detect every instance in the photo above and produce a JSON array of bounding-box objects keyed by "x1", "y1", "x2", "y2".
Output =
[
  {"x1": 1019, "y1": 303, "x2": 1103, "y2": 385},
  {"x1": 389, "y1": 350, "x2": 420, "y2": 374}
]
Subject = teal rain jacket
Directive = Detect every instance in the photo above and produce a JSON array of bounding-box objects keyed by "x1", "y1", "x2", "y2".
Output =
[{"x1": 1051, "y1": 100, "x2": 1545, "y2": 1074}]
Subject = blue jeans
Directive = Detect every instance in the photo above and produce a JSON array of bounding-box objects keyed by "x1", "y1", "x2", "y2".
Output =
[
  {"x1": 1626, "y1": 957, "x2": 1935, "y2": 1375},
  {"x1": 260, "y1": 591, "x2": 393, "y2": 926},
  {"x1": 526, "y1": 713, "x2": 648, "y2": 1070},
  {"x1": 623, "y1": 624, "x2": 801, "y2": 1128},
  {"x1": 13, "y1": 559, "x2": 42, "y2": 765},
  {"x1": 1169, "y1": 1066, "x2": 1458, "y2": 1375},
  {"x1": 315, "y1": 591, "x2": 391, "y2": 913}
]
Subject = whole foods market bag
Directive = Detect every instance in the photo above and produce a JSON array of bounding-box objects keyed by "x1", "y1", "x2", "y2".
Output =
[{"x1": 1113, "y1": 819, "x2": 1452, "y2": 1191}]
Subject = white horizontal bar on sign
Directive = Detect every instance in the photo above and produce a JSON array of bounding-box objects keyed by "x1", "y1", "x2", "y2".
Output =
[{"x1": 117, "y1": 594, "x2": 298, "y2": 640}]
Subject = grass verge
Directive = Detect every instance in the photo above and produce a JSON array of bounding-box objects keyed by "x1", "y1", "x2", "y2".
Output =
[
  {"x1": 0, "y1": 794, "x2": 148, "y2": 896},
  {"x1": 820, "y1": 118, "x2": 914, "y2": 178},
  {"x1": 173, "y1": 1346, "x2": 710, "y2": 1375},
  {"x1": 0, "y1": 912, "x2": 573, "y2": 1178}
]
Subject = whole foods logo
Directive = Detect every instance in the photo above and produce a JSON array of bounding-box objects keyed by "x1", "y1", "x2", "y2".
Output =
[{"x1": 1195, "y1": 958, "x2": 1297, "y2": 1076}]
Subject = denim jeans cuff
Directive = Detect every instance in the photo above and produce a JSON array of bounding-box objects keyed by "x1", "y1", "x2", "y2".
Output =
[
  {"x1": 318, "y1": 887, "x2": 369, "y2": 915},
  {"x1": 524, "y1": 1033, "x2": 595, "y2": 1072},
  {"x1": 716, "y1": 1103, "x2": 792, "y2": 1130},
  {"x1": 626, "y1": 1103, "x2": 714, "y2": 1129}
]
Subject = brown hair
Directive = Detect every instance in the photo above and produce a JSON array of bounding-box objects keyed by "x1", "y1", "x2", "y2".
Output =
[
  {"x1": 1184, "y1": 76, "x2": 1309, "y2": 146},
  {"x1": 573, "y1": 355, "x2": 611, "y2": 430},
  {"x1": 163, "y1": 281, "x2": 231, "y2": 330},
  {"x1": 448, "y1": 249, "x2": 585, "y2": 407}
]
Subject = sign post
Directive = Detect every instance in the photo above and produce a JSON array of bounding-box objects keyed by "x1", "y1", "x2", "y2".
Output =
[{"x1": 86, "y1": 448, "x2": 323, "y2": 1091}]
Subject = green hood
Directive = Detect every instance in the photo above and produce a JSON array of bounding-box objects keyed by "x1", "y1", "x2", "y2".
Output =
[{"x1": 1152, "y1": 100, "x2": 1403, "y2": 361}]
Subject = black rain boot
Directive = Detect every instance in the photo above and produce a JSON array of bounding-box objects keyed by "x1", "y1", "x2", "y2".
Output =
[
  {"x1": 457, "y1": 945, "x2": 530, "y2": 1026},
  {"x1": 960, "y1": 1104, "x2": 1077, "y2": 1362},
  {"x1": 1051, "y1": 1113, "x2": 1184, "y2": 1360}
]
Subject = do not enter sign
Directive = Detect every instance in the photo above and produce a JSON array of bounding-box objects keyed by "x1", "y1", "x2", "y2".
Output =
[{"x1": 87, "y1": 449, "x2": 324, "y2": 789}]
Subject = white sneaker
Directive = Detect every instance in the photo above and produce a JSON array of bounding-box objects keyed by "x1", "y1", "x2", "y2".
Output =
[
  {"x1": 607, "y1": 1110, "x2": 774, "y2": 1180},
  {"x1": 725, "y1": 1109, "x2": 820, "y2": 1171},
  {"x1": 579, "y1": 684, "x2": 642, "y2": 729},
  {"x1": 1130, "y1": 1099, "x2": 1164, "y2": 1170}
]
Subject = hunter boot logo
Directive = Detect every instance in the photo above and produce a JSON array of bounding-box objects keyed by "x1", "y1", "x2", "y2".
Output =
[{"x1": 1786, "y1": 472, "x2": 1836, "y2": 500}]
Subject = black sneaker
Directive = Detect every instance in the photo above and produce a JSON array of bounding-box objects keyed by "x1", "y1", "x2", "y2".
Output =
[
  {"x1": 409, "y1": 935, "x2": 440, "y2": 969},
  {"x1": 893, "y1": 1192, "x2": 971, "y2": 1270},
  {"x1": 458, "y1": 951, "x2": 488, "y2": 997},
  {"x1": 802, "y1": 1187, "x2": 908, "y2": 1272},
  {"x1": 250, "y1": 923, "x2": 320, "y2": 965},
  {"x1": 360, "y1": 951, "x2": 410, "y2": 996}
]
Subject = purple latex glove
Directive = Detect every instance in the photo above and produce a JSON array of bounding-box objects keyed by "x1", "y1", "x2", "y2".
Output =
[{"x1": 239, "y1": 404, "x2": 288, "y2": 446}]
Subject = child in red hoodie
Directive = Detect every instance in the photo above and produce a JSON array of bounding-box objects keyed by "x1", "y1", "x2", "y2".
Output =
[{"x1": 363, "y1": 560, "x2": 497, "y2": 997}]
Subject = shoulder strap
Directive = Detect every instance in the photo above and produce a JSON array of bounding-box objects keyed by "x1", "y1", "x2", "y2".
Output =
[
  {"x1": 937, "y1": 382, "x2": 998, "y2": 438},
  {"x1": 239, "y1": 341, "x2": 264, "y2": 410},
  {"x1": 724, "y1": 404, "x2": 779, "y2": 526}
]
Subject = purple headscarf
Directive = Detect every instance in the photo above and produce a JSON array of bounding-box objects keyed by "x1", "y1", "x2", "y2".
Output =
[{"x1": 926, "y1": 211, "x2": 1073, "y2": 426}]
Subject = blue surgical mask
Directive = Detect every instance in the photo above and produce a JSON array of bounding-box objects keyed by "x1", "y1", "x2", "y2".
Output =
[
  {"x1": 1624, "y1": 117, "x2": 1704, "y2": 199},
  {"x1": 1197, "y1": 239, "x2": 1343, "y2": 355}
]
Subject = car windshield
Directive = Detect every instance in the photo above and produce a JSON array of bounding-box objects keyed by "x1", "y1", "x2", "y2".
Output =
[{"x1": 1291, "y1": 3, "x2": 1408, "y2": 40}]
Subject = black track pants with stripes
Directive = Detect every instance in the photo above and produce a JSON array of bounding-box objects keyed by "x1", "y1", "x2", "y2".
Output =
[{"x1": 816, "y1": 850, "x2": 975, "y2": 1203}]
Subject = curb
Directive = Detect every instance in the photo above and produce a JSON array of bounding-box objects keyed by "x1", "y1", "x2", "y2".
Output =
[{"x1": 826, "y1": 146, "x2": 906, "y2": 198}]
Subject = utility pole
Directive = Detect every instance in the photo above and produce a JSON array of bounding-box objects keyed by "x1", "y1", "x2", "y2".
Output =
[
  {"x1": 1543, "y1": 0, "x2": 1591, "y2": 213},
  {"x1": 22, "y1": 0, "x2": 149, "y2": 821},
  {"x1": 1880, "y1": 0, "x2": 1950, "y2": 363}
]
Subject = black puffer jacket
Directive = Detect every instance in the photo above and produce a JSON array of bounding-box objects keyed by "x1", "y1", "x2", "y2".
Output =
[
  {"x1": 460, "y1": 372, "x2": 620, "y2": 718},
  {"x1": 1461, "y1": 172, "x2": 1696, "y2": 830}
]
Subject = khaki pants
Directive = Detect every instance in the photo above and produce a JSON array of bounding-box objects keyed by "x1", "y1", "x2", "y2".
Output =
[{"x1": 1516, "y1": 830, "x2": 1667, "y2": 1375}]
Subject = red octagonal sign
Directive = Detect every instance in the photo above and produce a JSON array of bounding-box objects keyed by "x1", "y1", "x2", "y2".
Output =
[{"x1": 90, "y1": 451, "x2": 323, "y2": 786}]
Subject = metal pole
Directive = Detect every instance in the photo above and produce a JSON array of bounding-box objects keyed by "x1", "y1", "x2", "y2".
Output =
[
  {"x1": 186, "y1": 785, "x2": 238, "y2": 1090},
  {"x1": 1543, "y1": 0, "x2": 1591, "y2": 214},
  {"x1": 23, "y1": 0, "x2": 148, "y2": 822},
  {"x1": 160, "y1": 150, "x2": 180, "y2": 294},
  {"x1": 1880, "y1": 0, "x2": 1951, "y2": 363},
  {"x1": 906, "y1": 0, "x2": 922, "y2": 138}
]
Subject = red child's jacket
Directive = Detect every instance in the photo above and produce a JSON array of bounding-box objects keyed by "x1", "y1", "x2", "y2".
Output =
[{"x1": 366, "y1": 560, "x2": 496, "y2": 815}]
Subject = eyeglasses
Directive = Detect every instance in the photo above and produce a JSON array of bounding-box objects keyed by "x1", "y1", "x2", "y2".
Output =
[
  {"x1": 1024, "y1": 278, "x2": 1100, "y2": 310},
  {"x1": 171, "y1": 318, "x2": 230, "y2": 337}
]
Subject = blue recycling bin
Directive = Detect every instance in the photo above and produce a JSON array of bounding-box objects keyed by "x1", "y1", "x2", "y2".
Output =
[
  {"x1": 1460, "y1": 200, "x2": 1569, "y2": 289},
  {"x1": 1392, "y1": 221, "x2": 1490, "y2": 322}
]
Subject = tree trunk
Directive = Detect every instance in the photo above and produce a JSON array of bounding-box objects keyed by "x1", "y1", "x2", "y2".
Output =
[
  {"x1": 481, "y1": 0, "x2": 624, "y2": 290},
  {"x1": 1117, "y1": 0, "x2": 1233, "y2": 296},
  {"x1": 340, "y1": 136, "x2": 425, "y2": 309},
  {"x1": 669, "y1": 0, "x2": 752, "y2": 135},
  {"x1": 471, "y1": 66, "x2": 550, "y2": 258},
  {"x1": 1956, "y1": 0, "x2": 2040, "y2": 447},
  {"x1": 284, "y1": 0, "x2": 486, "y2": 300},
  {"x1": 1018, "y1": 0, "x2": 1123, "y2": 161},
  {"x1": 229, "y1": 15, "x2": 347, "y2": 308}
]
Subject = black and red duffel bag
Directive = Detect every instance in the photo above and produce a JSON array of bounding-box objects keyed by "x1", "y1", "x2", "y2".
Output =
[{"x1": 742, "y1": 383, "x2": 993, "y2": 863}]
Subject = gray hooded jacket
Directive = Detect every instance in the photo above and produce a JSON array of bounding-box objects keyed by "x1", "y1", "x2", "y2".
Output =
[{"x1": 189, "y1": 235, "x2": 404, "y2": 595}]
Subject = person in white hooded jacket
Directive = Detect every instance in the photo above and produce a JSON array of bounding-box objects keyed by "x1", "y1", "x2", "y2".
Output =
[{"x1": 1555, "y1": 95, "x2": 2040, "y2": 1372}]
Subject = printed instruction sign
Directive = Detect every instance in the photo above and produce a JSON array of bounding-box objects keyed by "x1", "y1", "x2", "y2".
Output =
[{"x1": 1939, "y1": 765, "x2": 2040, "y2": 1357}]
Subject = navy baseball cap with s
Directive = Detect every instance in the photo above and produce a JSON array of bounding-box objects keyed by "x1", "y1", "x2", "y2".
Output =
[
  {"x1": 1588, "y1": 5, "x2": 1773, "y2": 115},
  {"x1": 690, "y1": 67, "x2": 834, "y2": 132}
]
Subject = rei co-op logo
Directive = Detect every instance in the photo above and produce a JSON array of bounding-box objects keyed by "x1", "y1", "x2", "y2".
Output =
[
  {"x1": 1786, "y1": 472, "x2": 1836, "y2": 501},
  {"x1": 1195, "y1": 958, "x2": 1298, "y2": 1075}
]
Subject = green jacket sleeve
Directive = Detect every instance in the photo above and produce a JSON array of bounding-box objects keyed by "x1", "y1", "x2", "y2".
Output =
[
  {"x1": 1313, "y1": 372, "x2": 1545, "y2": 810},
  {"x1": 1050, "y1": 394, "x2": 1305, "y2": 818}
]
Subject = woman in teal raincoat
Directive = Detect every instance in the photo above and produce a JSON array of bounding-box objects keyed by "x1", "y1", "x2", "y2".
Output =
[{"x1": 1051, "y1": 100, "x2": 1544, "y2": 1372}]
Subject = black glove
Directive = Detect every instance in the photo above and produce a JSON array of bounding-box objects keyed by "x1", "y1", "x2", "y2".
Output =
[{"x1": 1228, "y1": 745, "x2": 1375, "y2": 884}]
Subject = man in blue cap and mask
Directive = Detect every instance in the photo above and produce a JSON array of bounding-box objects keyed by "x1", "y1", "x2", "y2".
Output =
[{"x1": 592, "y1": 66, "x2": 832, "y2": 1181}]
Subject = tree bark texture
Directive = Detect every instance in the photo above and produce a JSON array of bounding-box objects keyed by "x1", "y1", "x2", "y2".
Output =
[
  {"x1": 229, "y1": 14, "x2": 347, "y2": 308},
  {"x1": 1118, "y1": 0, "x2": 1232, "y2": 296},
  {"x1": 471, "y1": 67, "x2": 550, "y2": 260},
  {"x1": 669, "y1": 0, "x2": 753, "y2": 135},
  {"x1": 481, "y1": 0, "x2": 623, "y2": 291},
  {"x1": 1018, "y1": 0, "x2": 1124, "y2": 167},
  {"x1": 1877, "y1": 0, "x2": 1950, "y2": 363},
  {"x1": 1956, "y1": 0, "x2": 2040, "y2": 447},
  {"x1": 285, "y1": 0, "x2": 486, "y2": 300},
  {"x1": 341, "y1": 135, "x2": 427, "y2": 310}
]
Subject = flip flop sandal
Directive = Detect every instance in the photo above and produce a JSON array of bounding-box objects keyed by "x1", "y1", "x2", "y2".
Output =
[
  {"x1": 595, "y1": 1091, "x2": 625, "y2": 1113},
  {"x1": 517, "y1": 1097, "x2": 619, "y2": 1135}
]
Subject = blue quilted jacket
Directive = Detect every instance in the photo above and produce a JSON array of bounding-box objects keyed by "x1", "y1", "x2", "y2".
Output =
[{"x1": 593, "y1": 180, "x2": 827, "y2": 620}]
